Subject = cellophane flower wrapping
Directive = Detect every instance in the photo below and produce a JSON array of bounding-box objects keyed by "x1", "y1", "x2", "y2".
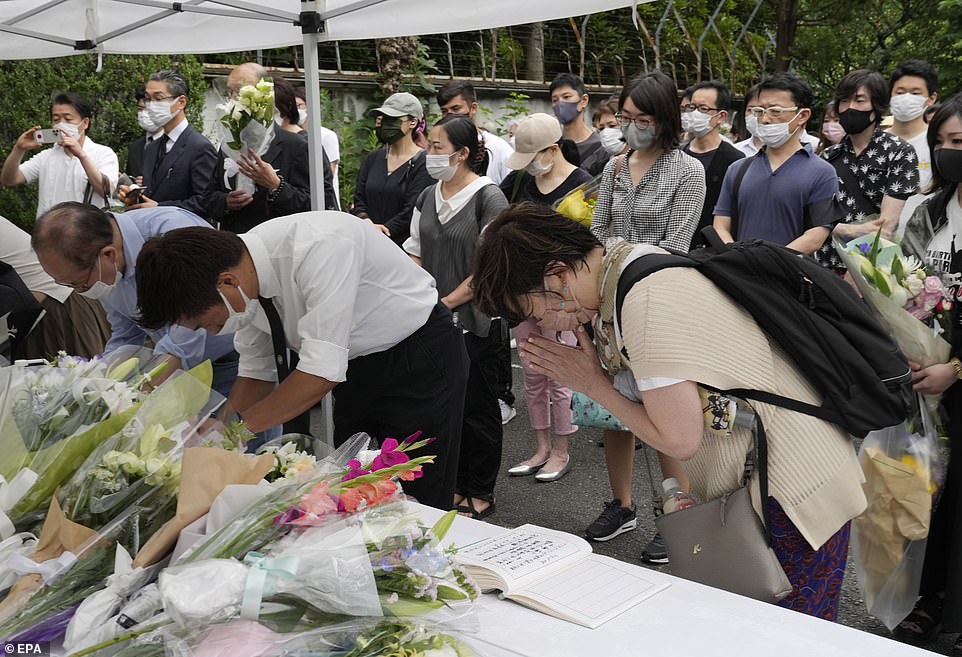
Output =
[
  {"x1": 0, "y1": 347, "x2": 166, "y2": 532},
  {"x1": 216, "y1": 78, "x2": 275, "y2": 195},
  {"x1": 552, "y1": 177, "x2": 602, "y2": 228},
  {"x1": 109, "y1": 616, "x2": 485, "y2": 657},
  {"x1": 852, "y1": 397, "x2": 944, "y2": 630},
  {"x1": 0, "y1": 362, "x2": 217, "y2": 642},
  {"x1": 836, "y1": 233, "x2": 951, "y2": 368}
]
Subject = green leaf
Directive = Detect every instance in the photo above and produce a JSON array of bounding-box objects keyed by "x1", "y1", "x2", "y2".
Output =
[
  {"x1": 891, "y1": 255, "x2": 905, "y2": 283},
  {"x1": 430, "y1": 509, "x2": 457, "y2": 543},
  {"x1": 381, "y1": 597, "x2": 445, "y2": 616},
  {"x1": 868, "y1": 226, "x2": 884, "y2": 265},
  {"x1": 873, "y1": 269, "x2": 892, "y2": 297}
]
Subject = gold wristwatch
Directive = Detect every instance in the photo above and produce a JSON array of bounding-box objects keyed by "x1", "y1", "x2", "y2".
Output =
[{"x1": 951, "y1": 357, "x2": 962, "y2": 380}]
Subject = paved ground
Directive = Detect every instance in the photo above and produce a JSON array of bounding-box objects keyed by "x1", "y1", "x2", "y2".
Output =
[{"x1": 316, "y1": 353, "x2": 954, "y2": 655}]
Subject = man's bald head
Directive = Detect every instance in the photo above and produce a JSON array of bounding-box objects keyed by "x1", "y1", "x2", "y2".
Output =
[
  {"x1": 32, "y1": 202, "x2": 114, "y2": 269},
  {"x1": 227, "y1": 63, "x2": 269, "y2": 95}
]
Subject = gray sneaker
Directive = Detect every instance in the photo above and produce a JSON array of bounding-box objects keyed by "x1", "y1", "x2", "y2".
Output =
[
  {"x1": 641, "y1": 532, "x2": 669, "y2": 564},
  {"x1": 585, "y1": 499, "x2": 637, "y2": 541}
]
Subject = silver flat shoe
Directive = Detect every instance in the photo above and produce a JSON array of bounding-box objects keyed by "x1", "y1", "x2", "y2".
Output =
[
  {"x1": 507, "y1": 459, "x2": 548, "y2": 476},
  {"x1": 535, "y1": 456, "x2": 572, "y2": 482}
]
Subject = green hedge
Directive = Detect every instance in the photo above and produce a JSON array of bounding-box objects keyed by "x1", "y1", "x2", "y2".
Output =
[{"x1": 0, "y1": 54, "x2": 205, "y2": 229}]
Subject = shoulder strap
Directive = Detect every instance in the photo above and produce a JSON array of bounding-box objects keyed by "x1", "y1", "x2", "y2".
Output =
[
  {"x1": 826, "y1": 147, "x2": 878, "y2": 216},
  {"x1": 510, "y1": 170, "x2": 527, "y2": 203},
  {"x1": 82, "y1": 174, "x2": 112, "y2": 210},
  {"x1": 728, "y1": 157, "x2": 753, "y2": 241},
  {"x1": 613, "y1": 153, "x2": 627, "y2": 179}
]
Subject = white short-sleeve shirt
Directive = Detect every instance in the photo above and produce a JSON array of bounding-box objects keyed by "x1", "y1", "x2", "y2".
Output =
[
  {"x1": 19, "y1": 136, "x2": 119, "y2": 218},
  {"x1": 236, "y1": 211, "x2": 439, "y2": 383},
  {"x1": 320, "y1": 126, "x2": 341, "y2": 206},
  {"x1": 0, "y1": 216, "x2": 71, "y2": 302}
]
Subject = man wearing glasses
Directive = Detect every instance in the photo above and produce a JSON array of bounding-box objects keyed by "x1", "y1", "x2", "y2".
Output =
[
  {"x1": 31, "y1": 201, "x2": 238, "y2": 397},
  {"x1": 118, "y1": 70, "x2": 217, "y2": 219},
  {"x1": 680, "y1": 81, "x2": 745, "y2": 249},
  {"x1": 713, "y1": 73, "x2": 844, "y2": 255}
]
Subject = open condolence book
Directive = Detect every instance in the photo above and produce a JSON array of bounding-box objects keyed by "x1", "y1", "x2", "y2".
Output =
[{"x1": 456, "y1": 524, "x2": 670, "y2": 628}]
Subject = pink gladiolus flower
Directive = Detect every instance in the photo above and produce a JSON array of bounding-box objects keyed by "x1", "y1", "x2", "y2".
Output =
[
  {"x1": 372, "y1": 438, "x2": 410, "y2": 471},
  {"x1": 396, "y1": 466, "x2": 424, "y2": 481},
  {"x1": 341, "y1": 459, "x2": 371, "y2": 482},
  {"x1": 339, "y1": 479, "x2": 399, "y2": 512},
  {"x1": 291, "y1": 481, "x2": 337, "y2": 524}
]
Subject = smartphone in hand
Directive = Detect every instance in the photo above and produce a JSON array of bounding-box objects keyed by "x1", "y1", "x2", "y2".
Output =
[{"x1": 34, "y1": 128, "x2": 62, "y2": 144}]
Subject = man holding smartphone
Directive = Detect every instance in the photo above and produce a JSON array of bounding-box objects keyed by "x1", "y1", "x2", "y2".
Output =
[{"x1": 0, "y1": 92, "x2": 119, "y2": 217}]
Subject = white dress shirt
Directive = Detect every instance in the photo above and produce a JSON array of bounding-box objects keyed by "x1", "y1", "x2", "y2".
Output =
[
  {"x1": 20, "y1": 136, "x2": 119, "y2": 217},
  {"x1": 0, "y1": 215, "x2": 71, "y2": 302},
  {"x1": 163, "y1": 119, "x2": 189, "y2": 153},
  {"x1": 235, "y1": 211, "x2": 439, "y2": 383}
]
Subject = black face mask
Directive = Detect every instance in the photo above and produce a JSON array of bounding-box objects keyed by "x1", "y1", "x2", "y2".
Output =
[
  {"x1": 934, "y1": 148, "x2": 962, "y2": 184},
  {"x1": 838, "y1": 108, "x2": 875, "y2": 136}
]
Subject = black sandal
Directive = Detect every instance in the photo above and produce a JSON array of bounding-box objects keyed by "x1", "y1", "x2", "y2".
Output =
[
  {"x1": 455, "y1": 496, "x2": 496, "y2": 520},
  {"x1": 894, "y1": 597, "x2": 942, "y2": 645}
]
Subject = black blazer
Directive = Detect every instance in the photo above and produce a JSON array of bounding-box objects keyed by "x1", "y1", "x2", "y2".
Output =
[
  {"x1": 125, "y1": 135, "x2": 148, "y2": 180},
  {"x1": 689, "y1": 140, "x2": 745, "y2": 250},
  {"x1": 204, "y1": 128, "x2": 336, "y2": 234},
  {"x1": 143, "y1": 123, "x2": 217, "y2": 218}
]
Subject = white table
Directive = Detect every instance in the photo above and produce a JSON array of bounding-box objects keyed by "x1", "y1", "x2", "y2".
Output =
[{"x1": 417, "y1": 506, "x2": 938, "y2": 657}]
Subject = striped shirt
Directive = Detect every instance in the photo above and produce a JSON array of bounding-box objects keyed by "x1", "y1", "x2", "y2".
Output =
[{"x1": 590, "y1": 148, "x2": 706, "y2": 251}]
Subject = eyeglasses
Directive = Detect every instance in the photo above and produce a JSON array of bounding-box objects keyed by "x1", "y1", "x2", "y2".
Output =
[
  {"x1": 748, "y1": 106, "x2": 799, "y2": 119},
  {"x1": 147, "y1": 95, "x2": 178, "y2": 102},
  {"x1": 615, "y1": 113, "x2": 655, "y2": 129},
  {"x1": 56, "y1": 257, "x2": 99, "y2": 292},
  {"x1": 680, "y1": 103, "x2": 720, "y2": 114}
]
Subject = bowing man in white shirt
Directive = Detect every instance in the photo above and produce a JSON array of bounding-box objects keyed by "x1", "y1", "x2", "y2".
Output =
[{"x1": 134, "y1": 211, "x2": 469, "y2": 510}]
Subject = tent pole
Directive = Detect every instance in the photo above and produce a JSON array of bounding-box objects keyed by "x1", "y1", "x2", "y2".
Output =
[{"x1": 301, "y1": 1, "x2": 335, "y2": 447}]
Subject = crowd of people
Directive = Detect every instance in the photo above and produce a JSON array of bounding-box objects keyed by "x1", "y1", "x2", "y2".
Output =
[{"x1": 1, "y1": 54, "x2": 961, "y2": 646}]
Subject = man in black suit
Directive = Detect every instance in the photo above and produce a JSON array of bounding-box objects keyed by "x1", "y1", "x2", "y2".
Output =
[
  {"x1": 119, "y1": 70, "x2": 216, "y2": 218},
  {"x1": 680, "y1": 80, "x2": 745, "y2": 250},
  {"x1": 203, "y1": 63, "x2": 336, "y2": 233},
  {"x1": 125, "y1": 86, "x2": 165, "y2": 184}
]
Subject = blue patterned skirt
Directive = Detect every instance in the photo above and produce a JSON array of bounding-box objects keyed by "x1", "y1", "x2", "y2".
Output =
[{"x1": 768, "y1": 497, "x2": 851, "y2": 620}]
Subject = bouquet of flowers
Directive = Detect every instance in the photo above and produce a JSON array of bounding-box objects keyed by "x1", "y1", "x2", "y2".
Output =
[
  {"x1": 552, "y1": 177, "x2": 602, "y2": 228},
  {"x1": 106, "y1": 617, "x2": 484, "y2": 657},
  {"x1": 0, "y1": 348, "x2": 165, "y2": 541},
  {"x1": 217, "y1": 77, "x2": 275, "y2": 194},
  {"x1": 260, "y1": 439, "x2": 317, "y2": 483},
  {"x1": 836, "y1": 230, "x2": 952, "y2": 368},
  {"x1": 0, "y1": 364, "x2": 217, "y2": 641},
  {"x1": 853, "y1": 399, "x2": 944, "y2": 629}
]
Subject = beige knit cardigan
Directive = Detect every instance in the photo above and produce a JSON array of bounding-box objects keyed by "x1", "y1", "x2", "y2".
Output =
[{"x1": 619, "y1": 266, "x2": 867, "y2": 550}]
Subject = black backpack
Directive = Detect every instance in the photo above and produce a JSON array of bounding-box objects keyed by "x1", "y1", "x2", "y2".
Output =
[{"x1": 615, "y1": 229, "x2": 912, "y2": 437}]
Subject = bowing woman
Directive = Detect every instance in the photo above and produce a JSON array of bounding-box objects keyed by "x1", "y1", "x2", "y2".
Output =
[
  {"x1": 470, "y1": 203, "x2": 866, "y2": 619},
  {"x1": 897, "y1": 94, "x2": 962, "y2": 652},
  {"x1": 403, "y1": 115, "x2": 509, "y2": 519},
  {"x1": 351, "y1": 92, "x2": 434, "y2": 246}
]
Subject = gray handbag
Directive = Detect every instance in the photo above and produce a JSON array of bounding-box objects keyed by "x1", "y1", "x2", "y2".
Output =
[{"x1": 655, "y1": 411, "x2": 793, "y2": 603}]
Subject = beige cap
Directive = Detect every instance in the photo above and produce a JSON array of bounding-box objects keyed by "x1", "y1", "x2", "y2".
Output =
[
  {"x1": 371, "y1": 92, "x2": 424, "y2": 119},
  {"x1": 506, "y1": 113, "x2": 563, "y2": 170}
]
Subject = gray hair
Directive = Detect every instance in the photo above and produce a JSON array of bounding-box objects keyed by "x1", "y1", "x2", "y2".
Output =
[
  {"x1": 148, "y1": 69, "x2": 189, "y2": 99},
  {"x1": 32, "y1": 202, "x2": 114, "y2": 269}
]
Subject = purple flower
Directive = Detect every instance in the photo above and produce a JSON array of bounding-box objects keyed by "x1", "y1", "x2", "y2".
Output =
[
  {"x1": 341, "y1": 459, "x2": 371, "y2": 482},
  {"x1": 857, "y1": 242, "x2": 871, "y2": 256},
  {"x1": 273, "y1": 506, "x2": 305, "y2": 525},
  {"x1": 372, "y1": 438, "x2": 410, "y2": 471}
]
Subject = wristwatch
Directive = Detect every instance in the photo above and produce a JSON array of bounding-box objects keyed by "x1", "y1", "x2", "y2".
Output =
[{"x1": 950, "y1": 357, "x2": 962, "y2": 380}]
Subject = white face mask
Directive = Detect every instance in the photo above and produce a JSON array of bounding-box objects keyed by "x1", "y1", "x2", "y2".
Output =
[
  {"x1": 297, "y1": 108, "x2": 308, "y2": 126},
  {"x1": 600, "y1": 127, "x2": 625, "y2": 155},
  {"x1": 216, "y1": 285, "x2": 259, "y2": 336},
  {"x1": 524, "y1": 151, "x2": 554, "y2": 177},
  {"x1": 146, "y1": 99, "x2": 178, "y2": 127},
  {"x1": 755, "y1": 113, "x2": 801, "y2": 149},
  {"x1": 890, "y1": 93, "x2": 928, "y2": 122},
  {"x1": 137, "y1": 110, "x2": 161, "y2": 134},
  {"x1": 681, "y1": 110, "x2": 714, "y2": 137},
  {"x1": 426, "y1": 153, "x2": 460, "y2": 182},
  {"x1": 79, "y1": 255, "x2": 121, "y2": 300},
  {"x1": 54, "y1": 121, "x2": 81, "y2": 140},
  {"x1": 745, "y1": 114, "x2": 759, "y2": 138}
]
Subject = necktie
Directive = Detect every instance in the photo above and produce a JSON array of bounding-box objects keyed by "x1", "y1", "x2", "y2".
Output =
[{"x1": 150, "y1": 134, "x2": 170, "y2": 184}]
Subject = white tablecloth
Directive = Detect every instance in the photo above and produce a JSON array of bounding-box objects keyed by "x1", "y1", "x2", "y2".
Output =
[{"x1": 417, "y1": 505, "x2": 937, "y2": 657}]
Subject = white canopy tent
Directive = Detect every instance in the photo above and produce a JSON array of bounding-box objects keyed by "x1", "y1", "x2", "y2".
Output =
[{"x1": 0, "y1": 0, "x2": 645, "y2": 439}]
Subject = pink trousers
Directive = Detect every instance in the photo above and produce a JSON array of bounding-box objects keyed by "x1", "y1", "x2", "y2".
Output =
[{"x1": 513, "y1": 320, "x2": 579, "y2": 435}]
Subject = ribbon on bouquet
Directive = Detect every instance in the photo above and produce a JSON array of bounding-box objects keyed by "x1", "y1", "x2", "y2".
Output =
[
  {"x1": 0, "y1": 532, "x2": 38, "y2": 589},
  {"x1": 223, "y1": 158, "x2": 241, "y2": 190},
  {"x1": 7, "y1": 549, "x2": 77, "y2": 584},
  {"x1": 0, "y1": 469, "x2": 39, "y2": 539},
  {"x1": 240, "y1": 551, "x2": 298, "y2": 620}
]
